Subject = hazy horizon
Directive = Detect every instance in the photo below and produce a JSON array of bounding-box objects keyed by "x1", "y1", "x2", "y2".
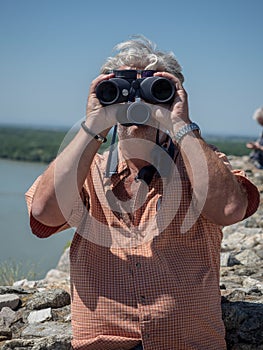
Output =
[{"x1": 0, "y1": 121, "x2": 258, "y2": 139}]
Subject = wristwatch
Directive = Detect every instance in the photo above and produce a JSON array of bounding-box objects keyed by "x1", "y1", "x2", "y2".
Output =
[{"x1": 173, "y1": 122, "x2": 200, "y2": 144}]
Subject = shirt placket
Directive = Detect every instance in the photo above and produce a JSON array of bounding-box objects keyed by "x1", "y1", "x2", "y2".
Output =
[{"x1": 128, "y1": 249, "x2": 155, "y2": 349}]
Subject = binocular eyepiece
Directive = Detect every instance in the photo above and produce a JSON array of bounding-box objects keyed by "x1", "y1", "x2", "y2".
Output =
[{"x1": 95, "y1": 70, "x2": 175, "y2": 125}]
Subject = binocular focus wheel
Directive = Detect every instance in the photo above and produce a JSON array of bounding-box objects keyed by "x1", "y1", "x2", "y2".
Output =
[{"x1": 127, "y1": 102, "x2": 151, "y2": 125}]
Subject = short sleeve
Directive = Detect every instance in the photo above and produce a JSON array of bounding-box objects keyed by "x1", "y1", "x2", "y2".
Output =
[
  {"x1": 25, "y1": 176, "x2": 86, "y2": 238},
  {"x1": 211, "y1": 145, "x2": 260, "y2": 219},
  {"x1": 232, "y1": 169, "x2": 260, "y2": 219}
]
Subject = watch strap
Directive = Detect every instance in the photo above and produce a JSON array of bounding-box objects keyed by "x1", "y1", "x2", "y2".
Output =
[
  {"x1": 81, "y1": 121, "x2": 107, "y2": 144},
  {"x1": 173, "y1": 122, "x2": 200, "y2": 144}
]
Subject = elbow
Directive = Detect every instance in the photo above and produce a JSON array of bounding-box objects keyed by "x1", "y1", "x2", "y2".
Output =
[
  {"x1": 221, "y1": 205, "x2": 247, "y2": 226},
  {"x1": 214, "y1": 197, "x2": 248, "y2": 226},
  {"x1": 224, "y1": 197, "x2": 248, "y2": 225},
  {"x1": 31, "y1": 195, "x2": 68, "y2": 227},
  {"x1": 31, "y1": 197, "x2": 59, "y2": 226},
  {"x1": 31, "y1": 197, "x2": 47, "y2": 223},
  {"x1": 202, "y1": 192, "x2": 248, "y2": 226}
]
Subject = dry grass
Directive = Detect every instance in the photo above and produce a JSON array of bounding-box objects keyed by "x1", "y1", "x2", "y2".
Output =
[{"x1": 0, "y1": 259, "x2": 39, "y2": 286}]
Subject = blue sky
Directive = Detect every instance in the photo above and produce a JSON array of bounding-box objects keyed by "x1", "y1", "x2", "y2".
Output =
[{"x1": 0, "y1": 0, "x2": 262, "y2": 136}]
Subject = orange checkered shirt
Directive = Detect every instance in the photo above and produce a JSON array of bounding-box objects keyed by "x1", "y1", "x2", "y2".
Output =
[{"x1": 25, "y1": 148, "x2": 259, "y2": 350}]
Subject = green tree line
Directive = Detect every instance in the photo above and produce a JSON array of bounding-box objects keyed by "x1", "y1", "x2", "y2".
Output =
[
  {"x1": 0, "y1": 126, "x2": 68, "y2": 163},
  {"x1": 0, "y1": 125, "x2": 251, "y2": 164}
]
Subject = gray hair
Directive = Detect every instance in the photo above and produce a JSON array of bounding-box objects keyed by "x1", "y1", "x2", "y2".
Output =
[
  {"x1": 252, "y1": 107, "x2": 263, "y2": 120},
  {"x1": 100, "y1": 35, "x2": 184, "y2": 83}
]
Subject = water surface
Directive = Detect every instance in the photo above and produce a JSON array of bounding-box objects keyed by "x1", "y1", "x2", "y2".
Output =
[{"x1": 0, "y1": 159, "x2": 73, "y2": 279}]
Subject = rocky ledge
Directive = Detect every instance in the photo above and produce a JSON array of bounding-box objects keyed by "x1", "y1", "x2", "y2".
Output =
[{"x1": 1, "y1": 155, "x2": 263, "y2": 349}]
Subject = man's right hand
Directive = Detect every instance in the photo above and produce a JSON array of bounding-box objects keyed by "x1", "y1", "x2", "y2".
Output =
[{"x1": 85, "y1": 74, "x2": 119, "y2": 136}]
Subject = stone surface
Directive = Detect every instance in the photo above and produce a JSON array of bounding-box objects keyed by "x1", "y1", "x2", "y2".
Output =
[
  {"x1": 0, "y1": 295, "x2": 20, "y2": 311},
  {"x1": 1, "y1": 155, "x2": 263, "y2": 349},
  {"x1": 21, "y1": 321, "x2": 71, "y2": 338},
  {"x1": 28, "y1": 308, "x2": 52, "y2": 324},
  {"x1": 0, "y1": 288, "x2": 72, "y2": 349},
  {"x1": 26, "y1": 289, "x2": 70, "y2": 311},
  {"x1": 0, "y1": 307, "x2": 17, "y2": 328},
  {"x1": 56, "y1": 248, "x2": 70, "y2": 273},
  {"x1": 1, "y1": 336, "x2": 72, "y2": 350}
]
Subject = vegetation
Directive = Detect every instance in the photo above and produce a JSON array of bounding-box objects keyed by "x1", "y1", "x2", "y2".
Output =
[
  {"x1": 0, "y1": 259, "x2": 40, "y2": 286},
  {"x1": 203, "y1": 135, "x2": 252, "y2": 157},
  {"x1": 0, "y1": 125, "x2": 252, "y2": 164},
  {"x1": 0, "y1": 126, "x2": 68, "y2": 163}
]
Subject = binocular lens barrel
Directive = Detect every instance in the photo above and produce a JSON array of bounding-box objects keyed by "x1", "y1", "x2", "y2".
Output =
[
  {"x1": 96, "y1": 78, "x2": 130, "y2": 105},
  {"x1": 151, "y1": 79, "x2": 175, "y2": 102},
  {"x1": 140, "y1": 77, "x2": 175, "y2": 104},
  {"x1": 96, "y1": 81, "x2": 118, "y2": 104}
]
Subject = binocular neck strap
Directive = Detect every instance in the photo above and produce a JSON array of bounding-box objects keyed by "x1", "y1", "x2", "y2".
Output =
[
  {"x1": 105, "y1": 125, "x2": 118, "y2": 178},
  {"x1": 155, "y1": 125, "x2": 175, "y2": 159}
]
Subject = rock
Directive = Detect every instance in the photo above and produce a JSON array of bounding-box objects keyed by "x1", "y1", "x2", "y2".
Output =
[
  {"x1": 1, "y1": 335, "x2": 72, "y2": 350},
  {"x1": 0, "y1": 294, "x2": 20, "y2": 311},
  {"x1": 222, "y1": 300, "x2": 263, "y2": 348},
  {"x1": 243, "y1": 277, "x2": 263, "y2": 293},
  {"x1": 0, "y1": 307, "x2": 17, "y2": 327},
  {"x1": 13, "y1": 279, "x2": 39, "y2": 289},
  {"x1": 220, "y1": 252, "x2": 231, "y2": 267},
  {"x1": 28, "y1": 308, "x2": 52, "y2": 324},
  {"x1": 21, "y1": 321, "x2": 71, "y2": 338},
  {"x1": 56, "y1": 247, "x2": 70, "y2": 273},
  {"x1": 234, "y1": 249, "x2": 262, "y2": 266},
  {"x1": 220, "y1": 252, "x2": 240, "y2": 267},
  {"x1": 0, "y1": 329, "x2": 12, "y2": 342},
  {"x1": 0, "y1": 287, "x2": 32, "y2": 295},
  {"x1": 221, "y1": 231, "x2": 246, "y2": 251},
  {"x1": 43, "y1": 269, "x2": 69, "y2": 283},
  {"x1": 26, "y1": 289, "x2": 70, "y2": 310},
  {"x1": 0, "y1": 287, "x2": 72, "y2": 349}
]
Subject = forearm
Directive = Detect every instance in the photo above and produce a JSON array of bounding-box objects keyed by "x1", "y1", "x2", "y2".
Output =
[
  {"x1": 31, "y1": 126, "x2": 106, "y2": 226},
  {"x1": 178, "y1": 131, "x2": 248, "y2": 225},
  {"x1": 31, "y1": 74, "x2": 118, "y2": 226},
  {"x1": 152, "y1": 71, "x2": 248, "y2": 225}
]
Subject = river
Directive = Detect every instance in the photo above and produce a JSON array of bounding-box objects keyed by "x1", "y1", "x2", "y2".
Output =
[{"x1": 0, "y1": 159, "x2": 73, "y2": 280}]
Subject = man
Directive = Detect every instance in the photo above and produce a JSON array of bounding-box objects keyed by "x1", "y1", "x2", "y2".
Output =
[
  {"x1": 246, "y1": 106, "x2": 263, "y2": 169},
  {"x1": 26, "y1": 36, "x2": 259, "y2": 350}
]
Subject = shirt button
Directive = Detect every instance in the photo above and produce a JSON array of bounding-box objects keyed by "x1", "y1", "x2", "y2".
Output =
[
  {"x1": 136, "y1": 262, "x2": 141, "y2": 268},
  {"x1": 140, "y1": 295, "x2": 146, "y2": 303}
]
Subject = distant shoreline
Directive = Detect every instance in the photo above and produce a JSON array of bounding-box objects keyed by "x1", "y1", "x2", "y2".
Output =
[{"x1": 0, "y1": 125, "x2": 252, "y2": 163}]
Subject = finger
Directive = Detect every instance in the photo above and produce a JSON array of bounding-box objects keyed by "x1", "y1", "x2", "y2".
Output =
[
  {"x1": 87, "y1": 73, "x2": 115, "y2": 113},
  {"x1": 154, "y1": 71, "x2": 184, "y2": 92}
]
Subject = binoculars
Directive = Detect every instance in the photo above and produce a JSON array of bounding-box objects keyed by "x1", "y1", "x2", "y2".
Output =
[{"x1": 95, "y1": 70, "x2": 175, "y2": 125}]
